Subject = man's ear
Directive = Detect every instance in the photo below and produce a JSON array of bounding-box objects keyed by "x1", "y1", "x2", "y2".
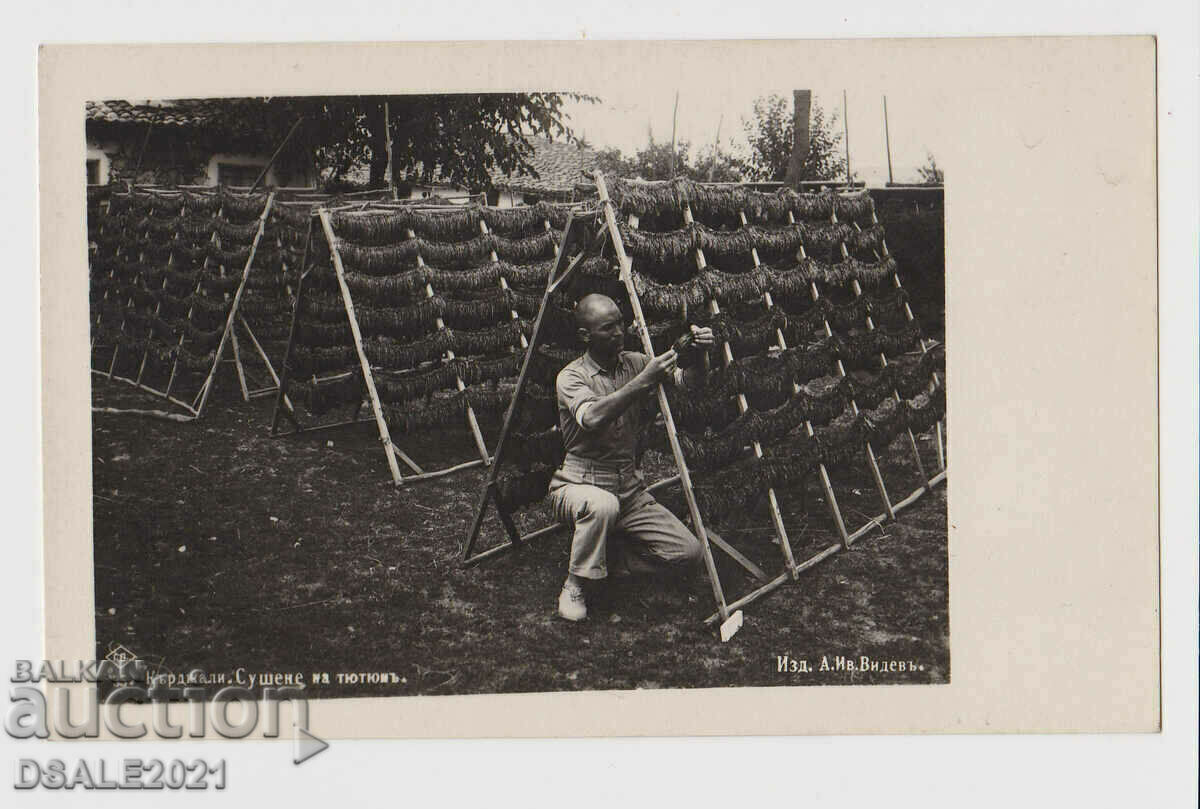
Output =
[{"x1": 577, "y1": 327, "x2": 590, "y2": 346}]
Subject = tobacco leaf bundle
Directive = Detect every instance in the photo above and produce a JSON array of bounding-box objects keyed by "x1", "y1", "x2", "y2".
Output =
[
  {"x1": 217, "y1": 191, "x2": 271, "y2": 219},
  {"x1": 373, "y1": 364, "x2": 459, "y2": 404},
  {"x1": 905, "y1": 387, "x2": 946, "y2": 432},
  {"x1": 199, "y1": 272, "x2": 242, "y2": 295},
  {"x1": 209, "y1": 241, "x2": 260, "y2": 268},
  {"x1": 238, "y1": 292, "x2": 291, "y2": 316},
  {"x1": 271, "y1": 203, "x2": 316, "y2": 229},
  {"x1": 299, "y1": 293, "x2": 352, "y2": 322},
  {"x1": 362, "y1": 332, "x2": 452, "y2": 370},
  {"x1": 504, "y1": 426, "x2": 566, "y2": 472},
  {"x1": 527, "y1": 345, "x2": 576, "y2": 388},
  {"x1": 355, "y1": 297, "x2": 446, "y2": 340},
  {"x1": 343, "y1": 267, "x2": 432, "y2": 302},
  {"x1": 496, "y1": 468, "x2": 555, "y2": 513},
  {"x1": 288, "y1": 345, "x2": 357, "y2": 376},
  {"x1": 830, "y1": 321, "x2": 923, "y2": 368},
  {"x1": 183, "y1": 192, "x2": 222, "y2": 214},
  {"x1": 296, "y1": 320, "x2": 353, "y2": 348},
  {"x1": 212, "y1": 217, "x2": 262, "y2": 242},
  {"x1": 441, "y1": 296, "x2": 518, "y2": 331},
  {"x1": 482, "y1": 201, "x2": 570, "y2": 235},
  {"x1": 290, "y1": 373, "x2": 364, "y2": 416}
]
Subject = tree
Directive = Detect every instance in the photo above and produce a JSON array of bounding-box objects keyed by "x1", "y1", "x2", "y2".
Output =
[
  {"x1": 917, "y1": 150, "x2": 944, "y2": 185},
  {"x1": 741, "y1": 94, "x2": 847, "y2": 182},
  {"x1": 195, "y1": 94, "x2": 593, "y2": 191},
  {"x1": 592, "y1": 138, "x2": 745, "y2": 182}
]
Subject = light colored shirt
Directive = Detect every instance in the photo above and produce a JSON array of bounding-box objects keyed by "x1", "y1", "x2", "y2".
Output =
[{"x1": 555, "y1": 350, "x2": 652, "y2": 467}]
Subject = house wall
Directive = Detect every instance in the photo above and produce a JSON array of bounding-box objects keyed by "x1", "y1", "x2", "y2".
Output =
[{"x1": 86, "y1": 125, "x2": 315, "y2": 188}]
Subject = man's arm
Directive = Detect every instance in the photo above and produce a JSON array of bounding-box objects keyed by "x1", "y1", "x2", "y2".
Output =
[{"x1": 578, "y1": 350, "x2": 678, "y2": 430}]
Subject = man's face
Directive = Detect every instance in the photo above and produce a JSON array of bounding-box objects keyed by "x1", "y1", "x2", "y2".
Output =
[{"x1": 580, "y1": 301, "x2": 625, "y2": 362}]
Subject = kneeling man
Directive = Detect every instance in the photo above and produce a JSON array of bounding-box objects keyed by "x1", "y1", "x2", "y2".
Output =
[{"x1": 551, "y1": 293, "x2": 714, "y2": 621}]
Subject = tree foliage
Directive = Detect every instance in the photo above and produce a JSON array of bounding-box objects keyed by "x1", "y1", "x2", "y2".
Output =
[
  {"x1": 194, "y1": 94, "x2": 592, "y2": 191},
  {"x1": 595, "y1": 138, "x2": 745, "y2": 182},
  {"x1": 916, "y1": 150, "x2": 944, "y2": 185},
  {"x1": 741, "y1": 94, "x2": 848, "y2": 182}
]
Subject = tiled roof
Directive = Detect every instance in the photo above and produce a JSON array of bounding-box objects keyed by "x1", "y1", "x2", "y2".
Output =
[
  {"x1": 86, "y1": 99, "x2": 223, "y2": 128},
  {"x1": 490, "y1": 137, "x2": 598, "y2": 194}
]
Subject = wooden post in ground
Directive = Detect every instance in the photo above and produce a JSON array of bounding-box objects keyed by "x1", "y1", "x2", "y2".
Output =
[
  {"x1": 740, "y1": 207, "x2": 850, "y2": 551},
  {"x1": 792, "y1": 208, "x2": 895, "y2": 529},
  {"x1": 405, "y1": 227, "x2": 491, "y2": 467},
  {"x1": 596, "y1": 173, "x2": 732, "y2": 628},
  {"x1": 195, "y1": 193, "x2": 276, "y2": 418},
  {"x1": 319, "y1": 209, "x2": 405, "y2": 485},
  {"x1": 270, "y1": 216, "x2": 314, "y2": 435},
  {"x1": 461, "y1": 215, "x2": 589, "y2": 562}
]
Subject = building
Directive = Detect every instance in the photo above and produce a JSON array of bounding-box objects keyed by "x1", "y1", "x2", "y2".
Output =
[
  {"x1": 86, "y1": 99, "x2": 317, "y2": 189},
  {"x1": 487, "y1": 136, "x2": 598, "y2": 206}
]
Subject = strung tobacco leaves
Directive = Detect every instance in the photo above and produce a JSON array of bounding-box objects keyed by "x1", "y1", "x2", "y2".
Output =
[
  {"x1": 496, "y1": 467, "x2": 555, "y2": 513},
  {"x1": 830, "y1": 321, "x2": 923, "y2": 368},
  {"x1": 329, "y1": 201, "x2": 570, "y2": 245},
  {"x1": 606, "y1": 178, "x2": 875, "y2": 225},
  {"x1": 504, "y1": 426, "x2": 566, "y2": 472},
  {"x1": 290, "y1": 373, "x2": 363, "y2": 416},
  {"x1": 334, "y1": 231, "x2": 561, "y2": 274}
]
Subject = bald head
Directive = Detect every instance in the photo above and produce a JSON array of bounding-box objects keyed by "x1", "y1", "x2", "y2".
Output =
[
  {"x1": 575, "y1": 293, "x2": 621, "y2": 331},
  {"x1": 575, "y1": 293, "x2": 624, "y2": 363}
]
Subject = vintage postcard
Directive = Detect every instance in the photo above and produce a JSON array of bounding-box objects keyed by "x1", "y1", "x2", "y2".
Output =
[{"x1": 36, "y1": 38, "x2": 1158, "y2": 740}]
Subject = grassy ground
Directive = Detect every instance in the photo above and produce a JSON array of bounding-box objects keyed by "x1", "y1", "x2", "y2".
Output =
[{"x1": 91, "y1": 366, "x2": 948, "y2": 698}]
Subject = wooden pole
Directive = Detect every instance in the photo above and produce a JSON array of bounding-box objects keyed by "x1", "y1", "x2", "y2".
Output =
[
  {"x1": 319, "y1": 209, "x2": 405, "y2": 485},
  {"x1": 229, "y1": 326, "x2": 251, "y2": 401},
  {"x1": 883, "y1": 96, "x2": 894, "y2": 186},
  {"x1": 384, "y1": 101, "x2": 396, "y2": 201},
  {"x1": 249, "y1": 117, "x2": 304, "y2": 194},
  {"x1": 270, "y1": 216, "x2": 314, "y2": 435},
  {"x1": 672, "y1": 203, "x2": 798, "y2": 579},
  {"x1": 461, "y1": 216, "x2": 588, "y2": 562},
  {"x1": 745, "y1": 208, "x2": 851, "y2": 553},
  {"x1": 670, "y1": 91, "x2": 680, "y2": 178},
  {"x1": 195, "y1": 193, "x2": 276, "y2": 417},
  {"x1": 708, "y1": 114, "x2": 723, "y2": 182},
  {"x1": 596, "y1": 172, "x2": 731, "y2": 625},
  {"x1": 843, "y1": 90, "x2": 851, "y2": 185},
  {"x1": 405, "y1": 227, "x2": 491, "y2": 467}
]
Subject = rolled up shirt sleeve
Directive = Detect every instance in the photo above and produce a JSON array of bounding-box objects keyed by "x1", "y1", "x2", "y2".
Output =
[{"x1": 556, "y1": 366, "x2": 600, "y2": 430}]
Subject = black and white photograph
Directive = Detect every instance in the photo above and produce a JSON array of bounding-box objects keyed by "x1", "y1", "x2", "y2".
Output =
[
  {"x1": 85, "y1": 83, "x2": 948, "y2": 696},
  {"x1": 17, "y1": 18, "x2": 1191, "y2": 805}
]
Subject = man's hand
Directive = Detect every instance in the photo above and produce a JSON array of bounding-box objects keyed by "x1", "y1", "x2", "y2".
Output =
[
  {"x1": 689, "y1": 325, "x2": 716, "y2": 347},
  {"x1": 642, "y1": 348, "x2": 679, "y2": 383}
]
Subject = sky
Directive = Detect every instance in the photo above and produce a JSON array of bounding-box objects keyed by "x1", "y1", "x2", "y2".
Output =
[{"x1": 560, "y1": 82, "x2": 947, "y2": 186}]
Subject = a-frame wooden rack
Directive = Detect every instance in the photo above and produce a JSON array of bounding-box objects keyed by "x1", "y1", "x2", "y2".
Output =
[
  {"x1": 462, "y1": 172, "x2": 947, "y2": 640},
  {"x1": 268, "y1": 201, "x2": 584, "y2": 485},
  {"x1": 90, "y1": 188, "x2": 295, "y2": 421}
]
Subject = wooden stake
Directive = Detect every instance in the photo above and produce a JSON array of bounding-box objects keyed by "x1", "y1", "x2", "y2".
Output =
[
  {"x1": 230, "y1": 327, "x2": 251, "y2": 401},
  {"x1": 270, "y1": 216, "x2": 314, "y2": 435},
  {"x1": 681, "y1": 203, "x2": 797, "y2": 577},
  {"x1": 319, "y1": 209, "x2": 405, "y2": 484},
  {"x1": 741, "y1": 208, "x2": 851, "y2": 552},
  {"x1": 461, "y1": 216, "x2": 588, "y2": 562},
  {"x1": 407, "y1": 227, "x2": 491, "y2": 467},
  {"x1": 597, "y1": 173, "x2": 730, "y2": 624},
  {"x1": 195, "y1": 193, "x2": 277, "y2": 417}
]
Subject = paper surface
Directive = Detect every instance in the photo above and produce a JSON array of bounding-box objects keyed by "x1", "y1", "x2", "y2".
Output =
[{"x1": 40, "y1": 37, "x2": 1159, "y2": 736}]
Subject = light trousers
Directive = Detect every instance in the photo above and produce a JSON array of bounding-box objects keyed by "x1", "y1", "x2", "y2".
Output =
[{"x1": 549, "y1": 463, "x2": 703, "y2": 580}]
